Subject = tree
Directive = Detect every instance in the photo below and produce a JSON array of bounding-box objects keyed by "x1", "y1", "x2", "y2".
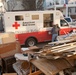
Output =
[
  {"x1": 22, "y1": 0, "x2": 36, "y2": 11},
  {"x1": 7, "y1": 0, "x2": 17, "y2": 11}
]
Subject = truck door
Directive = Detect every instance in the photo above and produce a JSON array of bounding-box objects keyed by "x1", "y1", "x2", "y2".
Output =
[
  {"x1": 60, "y1": 19, "x2": 70, "y2": 35},
  {"x1": 43, "y1": 13, "x2": 53, "y2": 41},
  {"x1": 43, "y1": 14, "x2": 53, "y2": 28}
]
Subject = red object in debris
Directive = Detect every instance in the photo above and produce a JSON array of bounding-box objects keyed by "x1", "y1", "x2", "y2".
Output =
[{"x1": 64, "y1": 4, "x2": 66, "y2": 7}]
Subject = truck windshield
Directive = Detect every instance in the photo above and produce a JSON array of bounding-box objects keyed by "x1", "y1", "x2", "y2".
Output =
[
  {"x1": 60, "y1": 19, "x2": 69, "y2": 27},
  {"x1": 65, "y1": 18, "x2": 71, "y2": 22}
]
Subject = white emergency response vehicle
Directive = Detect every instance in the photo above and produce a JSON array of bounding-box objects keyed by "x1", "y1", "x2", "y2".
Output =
[{"x1": 2, "y1": 10, "x2": 76, "y2": 46}]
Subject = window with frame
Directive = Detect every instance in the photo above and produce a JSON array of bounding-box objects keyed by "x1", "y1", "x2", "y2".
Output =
[
  {"x1": 43, "y1": 14, "x2": 53, "y2": 27},
  {"x1": 32, "y1": 15, "x2": 39, "y2": 20},
  {"x1": 60, "y1": 20, "x2": 69, "y2": 27},
  {"x1": 15, "y1": 15, "x2": 24, "y2": 21},
  {"x1": 69, "y1": 8, "x2": 71, "y2": 13}
]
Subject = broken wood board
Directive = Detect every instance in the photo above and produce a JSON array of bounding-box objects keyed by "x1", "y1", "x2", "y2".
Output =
[
  {"x1": 22, "y1": 46, "x2": 41, "y2": 55},
  {"x1": 48, "y1": 38, "x2": 76, "y2": 45},
  {"x1": 0, "y1": 41, "x2": 21, "y2": 58},
  {"x1": 30, "y1": 58, "x2": 72, "y2": 75},
  {"x1": 36, "y1": 42, "x2": 76, "y2": 59},
  {"x1": 22, "y1": 42, "x2": 76, "y2": 59}
]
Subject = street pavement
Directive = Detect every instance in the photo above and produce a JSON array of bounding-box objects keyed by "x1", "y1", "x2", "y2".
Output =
[{"x1": 21, "y1": 41, "x2": 49, "y2": 48}]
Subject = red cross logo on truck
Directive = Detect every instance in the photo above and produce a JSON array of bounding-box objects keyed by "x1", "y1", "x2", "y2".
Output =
[{"x1": 12, "y1": 22, "x2": 20, "y2": 29}]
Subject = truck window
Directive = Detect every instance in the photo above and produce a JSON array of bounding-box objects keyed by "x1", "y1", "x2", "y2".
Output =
[
  {"x1": 60, "y1": 20, "x2": 69, "y2": 27},
  {"x1": 65, "y1": 18, "x2": 71, "y2": 22},
  {"x1": 43, "y1": 14, "x2": 53, "y2": 27},
  {"x1": 32, "y1": 15, "x2": 39, "y2": 20},
  {"x1": 15, "y1": 15, "x2": 24, "y2": 21},
  {"x1": 64, "y1": 17, "x2": 72, "y2": 22}
]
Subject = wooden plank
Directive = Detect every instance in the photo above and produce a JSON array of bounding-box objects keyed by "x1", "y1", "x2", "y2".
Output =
[
  {"x1": 0, "y1": 42, "x2": 16, "y2": 54},
  {"x1": 43, "y1": 42, "x2": 76, "y2": 53},
  {"x1": 0, "y1": 41, "x2": 21, "y2": 58},
  {"x1": 22, "y1": 46, "x2": 41, "y2": 54},
  {"x1": 21, "y1": 42, "x2": 76, "y2": 60},
  {"x1": 39, "y1": 42, "x2": 76, "y2": 57},
  {"x1": 3, "y1": 73, "x2": 17, "y2": 75},
  {"x1": 39, "y1": 48, "x2": 76, "y2": 59},
  {"x1": 52, "y1": 45, "x2": 76, "y2": 53},
  {"x1": 29, "y1": 70, "x2": 42, "y2": 75},
  {"x1": 48, "y1": 42, "x2": 76, "y2": 50},
  {"x1": 31, "y1": 59, "x2": 59, "y2": 75},
  {"x1": 48, "y1": 39, "x2": 75, "y2": 45},
  {"x1": 30, "y1": 58, "x2": 71, "y2": 75}
]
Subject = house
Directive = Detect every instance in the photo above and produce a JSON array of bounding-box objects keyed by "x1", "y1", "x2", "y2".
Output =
[{"x1": 36, "y1": 0, "x2": 76, "y2": 19}]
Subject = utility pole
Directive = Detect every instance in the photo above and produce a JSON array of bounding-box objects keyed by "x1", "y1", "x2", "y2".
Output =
[
  {"x1": 54, "y1": 0, "x2": 56, "y2": 10},
  {"x1": 54, "y1": 0, "x2": 56, "y2": 24}
]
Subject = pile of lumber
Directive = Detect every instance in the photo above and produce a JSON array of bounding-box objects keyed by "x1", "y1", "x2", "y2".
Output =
[
  {"x1": 57, "y1": 32, "x2": 76, "y2": 41},
  {"x1": 35, "y1": 42, "x2": 76, "y2": 59},
  {"x1": 21, "y1": 41, "x2": 76, "y2": 75}
]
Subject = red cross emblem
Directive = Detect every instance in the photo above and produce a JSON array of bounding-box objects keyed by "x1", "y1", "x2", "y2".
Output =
[{"x1": 12, "y1": 22, "x2": 20, "y2": 29}]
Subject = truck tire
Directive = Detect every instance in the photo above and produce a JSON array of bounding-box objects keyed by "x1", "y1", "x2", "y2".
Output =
[{"x1": 25, "y1": 38, "x2": 36, "y2": 47}]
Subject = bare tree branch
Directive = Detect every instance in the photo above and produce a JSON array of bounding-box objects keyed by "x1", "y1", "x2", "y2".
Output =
[{"x1": 22, "y1": 0, "x2": 36, "y2": 11}]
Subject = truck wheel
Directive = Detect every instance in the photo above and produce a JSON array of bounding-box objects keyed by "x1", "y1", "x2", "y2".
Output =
[{"x1": 25, "y1": 38, "x2": 36, "y2": 47}]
